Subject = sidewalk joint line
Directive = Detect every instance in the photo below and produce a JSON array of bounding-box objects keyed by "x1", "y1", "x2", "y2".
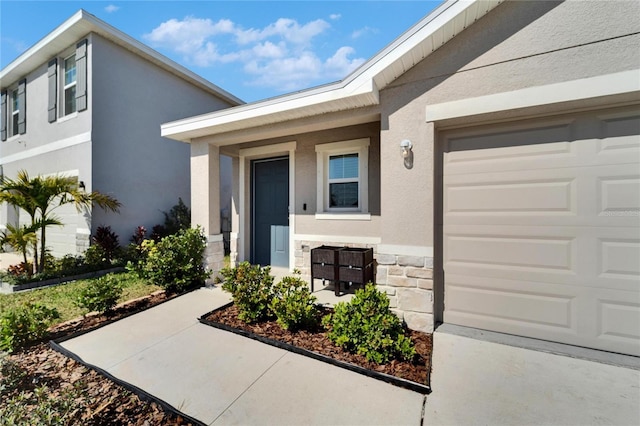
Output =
[{"x1": 210, "y1": 351, "x2": 289, "y2": 425}]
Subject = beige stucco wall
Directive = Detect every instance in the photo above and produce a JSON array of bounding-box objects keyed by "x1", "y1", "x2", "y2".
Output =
[
  {"x1": 379, "y1": 0, "x2": 640, "y2": 249},
  {"x1": 220, "y1": 122, "x2": 381, "y2": 263}
]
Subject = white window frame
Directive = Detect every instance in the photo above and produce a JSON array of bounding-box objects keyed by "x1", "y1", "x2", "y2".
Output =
[
  {"x1": 10, "y1": 88, "x2": 19, "y2": 137},
  {"x1": 315, "y1": 138, "x2": 369, "y2": 219},
  {"x1": 63, "y1": 53, "x2": 77, "y2": 116}
]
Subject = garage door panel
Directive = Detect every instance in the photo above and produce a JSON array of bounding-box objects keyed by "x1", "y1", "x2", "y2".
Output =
[
  {"x1": 446, "y1": 225, "x2": 638, "y2": 292},
  {"x1": 593, "y1": 287, "x2": 640, "y2": 356},
  {"x1": 42, "y1": 204, "x2": 79, "y2": 257},
  {"x1": 598, "y1": 113, "x2": 640, "y2": 154},
  {"x1": 445, "y1": 163, "x2": 639, "y2": 227},
  {"x1": 445, "y1": 276, "x2": 640, "y2": 355},
  {"x1": 599, "y1": 175, "x2": 640, "y2": 214},
  {"x1": 597, "y1": 298, "x2": 640, "y2": 342},
  {"x1": 445, "y1": 233, "x2": 574, "y2": 273},
  {"x1": 445, "y1": 178, "x2": 574, "y2": 216},
  {"x1": 442, "y1": 108, "x2": 640, "y2": 356},
  {"x1": 445, "y1": 274, "x2": 577, "y2": 332},
  {"x1": 599, "y1": 238, "x2": 640, "y2": 280}
]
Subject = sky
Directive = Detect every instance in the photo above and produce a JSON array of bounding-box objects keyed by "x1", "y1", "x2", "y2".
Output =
[{"x1": 0, "y1": 0, "x2": 440, "y2": 103}]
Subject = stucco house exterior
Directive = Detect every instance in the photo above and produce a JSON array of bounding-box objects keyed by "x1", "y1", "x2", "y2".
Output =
[
  {"x1": 162, "y1": 0, "x2": 640, "y2": 357},
  {"x1": 0, "y1": 10, "x2": 241, "y2": 257}
]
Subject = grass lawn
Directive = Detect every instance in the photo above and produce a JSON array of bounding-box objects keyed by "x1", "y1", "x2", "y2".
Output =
[{"x1": 0, "y1": 272, "x2": 161, "y2": 324}]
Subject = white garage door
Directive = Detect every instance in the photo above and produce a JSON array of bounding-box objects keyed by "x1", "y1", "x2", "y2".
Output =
[{"x1": 442, "y1": 108, "x2": 640, "y2": 356}]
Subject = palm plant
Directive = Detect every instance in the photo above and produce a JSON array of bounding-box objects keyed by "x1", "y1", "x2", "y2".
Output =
[
  {"x1": 0, "y1": 170, "x2": 121, "y2": 273},
  {"x1": 0, "y1": 223, "x2": 38, "y2": 269}
]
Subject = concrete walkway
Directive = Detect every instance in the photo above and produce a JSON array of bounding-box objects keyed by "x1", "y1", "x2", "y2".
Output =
[
  {"x1": 59, "y1": 287, "x2": 424, "y2": 425},
  {"x1": 58, "y1": 287, "x2": 640, "y2": 425}
]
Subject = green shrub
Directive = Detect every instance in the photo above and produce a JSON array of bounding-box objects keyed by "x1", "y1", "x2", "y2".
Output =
[
  {"x1": 139, "y1": 227, "x2": 210, "y2": 293},
  {"x1": 0, "y1": 358, "x2": 27, "y2": 394},
  {"x1": 74, "y1": 274, "x2": 123, "y2": 314},
  {"x1": 0, "y1": 383, "x2": 86, "y2": 425},
  {"x1": 84, "y1": 244, "x2": 111, "y2": 269},
  {"x1": 217, "y1": 261, "x2": 274, "y2": 323},
  {"x1": 322, "y1": 283, "x2": 416, "y2": 364},
  {"x1": 270, "y1": 272, "x2": 319, "y2": 331},
  {"x1": 0, "y1": 303, "x2": 60, "y2": 353}
]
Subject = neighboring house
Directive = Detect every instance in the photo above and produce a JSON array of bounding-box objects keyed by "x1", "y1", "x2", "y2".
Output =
[
  {"x1": 162, "y1": 0, "x2": 640, "y2": 357},
  {"x1": 0, "y1": 10, "x2": 241, "y2": 257}
]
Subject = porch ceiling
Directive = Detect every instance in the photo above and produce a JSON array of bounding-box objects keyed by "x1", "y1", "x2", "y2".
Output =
[{"x1": 161, "y1": 0, "x2": 503, "y2": 144}]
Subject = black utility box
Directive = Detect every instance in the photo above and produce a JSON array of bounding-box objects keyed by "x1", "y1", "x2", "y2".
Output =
[
  {"x1": 311, "y1": 246, "x2": 374, "y2": 296},
  {"x1": 338, "y1": 247, "x2": 374, "y2": 292},
  {"x1": 339, "y1": 247, "x2": 374, "y2": 269},
  {"x1": 311, "y1": 246, "x2": 344, "y2": 293}
]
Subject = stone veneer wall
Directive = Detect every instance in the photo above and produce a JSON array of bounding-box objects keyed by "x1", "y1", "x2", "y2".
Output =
[
  {"x1": 76, "y1": 232, "x2": 90, "y2": 255},
  {"x1": 375, "y1": 252, "x2": 434, "y2": 333},
  {"x1": 294, "y1": 239, "x2": 434, "y2": 333},
  {"x1": 204, "y1": 237, "x2": 226, "y2": 285}
]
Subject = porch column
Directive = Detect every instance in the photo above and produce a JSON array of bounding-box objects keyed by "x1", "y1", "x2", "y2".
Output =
[
  {"x1": 229, "y1": 155, "x2": 240, "y2": 267},
  {"x1": 191, "y1": 141, "x2": 224, "y2": 282}
]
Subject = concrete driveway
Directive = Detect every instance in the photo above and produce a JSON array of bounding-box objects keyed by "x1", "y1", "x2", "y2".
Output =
[
  {"x1": 57, "y1": 287, "x2": 640, "y2": 425},
  {"x1": 426, "y1": 331, "x2": 639, "y2": 425}
]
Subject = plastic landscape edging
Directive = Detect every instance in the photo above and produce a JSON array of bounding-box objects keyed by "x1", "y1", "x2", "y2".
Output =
[
  {"x1": 49, "y1": 340, "x2": 206, "y2": 426},
  {"x1": 52, "y1": 286, "x2": 201, "y2": 344},
  {"x1": 1, "y1": 267, "x2": 126, "y2": 293},
  {"x1": 198, "y1": 304, "x2": 431, "y2": 395}
]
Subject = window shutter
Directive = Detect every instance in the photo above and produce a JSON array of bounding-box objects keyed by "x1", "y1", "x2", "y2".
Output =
[
  {"x1": 17, "y1": 79, "x2": 26, "y2": 134},
  {"x1": 48, "y1": 58, "x2": 57, "y2": 122},
  {"x1": 1, "y1": 91, "x2": 6, "y2": 141},
  {"x1": 75, "y1": 39, "x2": 88, "y2": 111}
]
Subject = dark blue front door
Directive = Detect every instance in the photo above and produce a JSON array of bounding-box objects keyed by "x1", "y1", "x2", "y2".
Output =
[{"x1": 252, "y1": 157, "x2": 289, "y2": 266}]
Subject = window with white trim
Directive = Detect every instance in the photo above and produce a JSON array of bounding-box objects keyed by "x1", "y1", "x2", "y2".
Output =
[
  {"x1": 63, "y1": 54, "x2": 77, "y2": 115},
  {"x1": 10, "y1": 89, "x2": 19, "y2": 137},
  {"x1": 315, "y1": 138, "x2": 369, "y2": 215},
  {"x1": 1, "y1": 79, "x2": 25, "y2": 141}
]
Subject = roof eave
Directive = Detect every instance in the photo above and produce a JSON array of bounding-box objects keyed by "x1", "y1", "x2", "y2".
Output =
[
  {"x1": 0, "y1": 10, "x2": 243, "y2": 106},
  {"x1": 161, "y1": 0, "x2": 502, "y2": 143}
]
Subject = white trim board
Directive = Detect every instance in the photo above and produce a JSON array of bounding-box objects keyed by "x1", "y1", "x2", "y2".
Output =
[
  {"x1": 0, "y1": 132, "x2": 91, "y2": 165},
  {"x1": 425, "y1": 70, "x2": 640, "y2": 123},
  {"x1": 377, "y1": 244, "x2": 434, "y2": 257},
  {"x1": 294, "y1": 234, "x2": 381, "y2": 245}
]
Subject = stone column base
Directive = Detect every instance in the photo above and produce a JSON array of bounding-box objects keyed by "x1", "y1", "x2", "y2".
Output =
[{"x1": 204, "y1": 234, "x2": 225, "y2": 286}]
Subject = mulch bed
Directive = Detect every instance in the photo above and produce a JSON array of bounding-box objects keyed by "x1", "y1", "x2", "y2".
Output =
[
  {"x1": 1, "y1": 290, "x2": 196, "y2": 425},
  {"x1": 2, "y1": 343, "x2": 192, "y2": 425},
  {"x1": 203, "y1": 304, "x2": 432, "y2": 389}
]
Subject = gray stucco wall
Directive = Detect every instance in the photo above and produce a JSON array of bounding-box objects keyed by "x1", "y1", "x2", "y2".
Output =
[
  {"x1": 1, "y1": 37, "x2": 93, "y2": 256},
  {"x1": 90, "y1": 34, "x2": 235, "y2": 241}
]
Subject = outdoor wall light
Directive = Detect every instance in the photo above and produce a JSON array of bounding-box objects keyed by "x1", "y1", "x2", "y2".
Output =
[
  {"x1": 79, "y1": 181, "x2": 86, "y2": 190},
  {"x1": 400, "y1": 139, "x2": 414, "y2": 169},
  {"x1": 400, "y1": 139, "x2": 413, "y2": 158}
]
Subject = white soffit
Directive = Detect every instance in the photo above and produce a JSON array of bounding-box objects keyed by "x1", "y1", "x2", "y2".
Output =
[
  {"x1": 161, "y1": 0, "x2": 502, "y2": 142},
  {"x1": 0, "y1": 10, "x2": 242, "y2": 106}
]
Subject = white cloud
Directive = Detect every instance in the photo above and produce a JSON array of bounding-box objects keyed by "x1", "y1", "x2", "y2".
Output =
[
  {"x1": 234, "y1": 18, "x2": 330, "y2": 46},
  {"x1": 329, "y1": 14, "x2": 341, "y2": 20},
  {"x1": 144, "y1": 15, "x2": 365, "y2": 91},
  {"x1": 351, "y1": 26, "x2": 378, "y2": 39},
  {"x1": 104, "y1": 4, "x2": 119, "y2": 13},
  {"x1": 324, "y1": 46, "x2": 366, "y2": 77}
]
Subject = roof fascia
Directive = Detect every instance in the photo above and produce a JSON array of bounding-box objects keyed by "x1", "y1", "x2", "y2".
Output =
[
  {"x1": 0, "y1": 10, "x2": 243, "y2": 106},
  {"x1": 162, "y1": 0, "x2": 490, "y2": 142}
]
